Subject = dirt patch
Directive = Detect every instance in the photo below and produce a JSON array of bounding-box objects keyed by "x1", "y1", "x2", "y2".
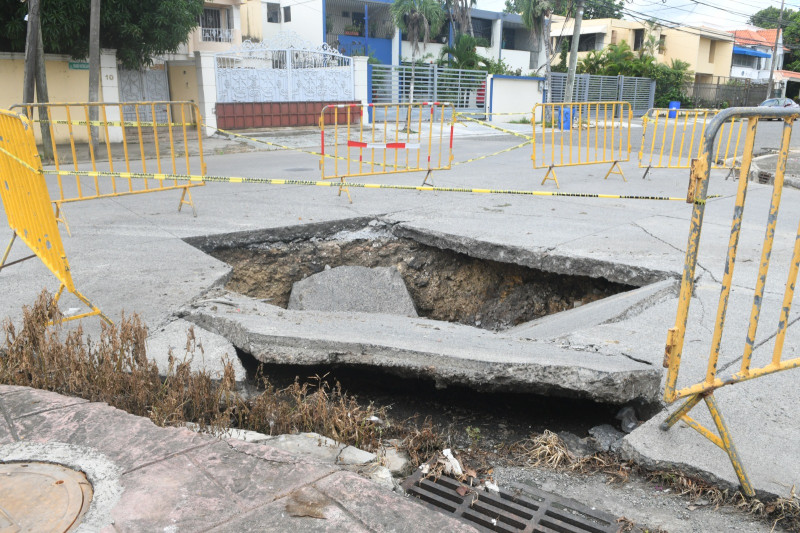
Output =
[{"x1": 211, "y1": 235, "x2": 632, "y2": 331}]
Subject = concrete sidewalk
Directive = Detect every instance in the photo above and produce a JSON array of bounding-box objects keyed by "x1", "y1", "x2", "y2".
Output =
[
  {"x1": 3, "y1": 124, "x2": 800, "y2": 505},
  {"x1": 0, "y1": 385, "x2": 477, "y2": 532}
]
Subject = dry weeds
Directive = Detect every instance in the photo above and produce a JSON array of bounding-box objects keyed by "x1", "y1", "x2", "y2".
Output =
[{"x1": 3, "y1": 292, "x2": 799, "y2": 531}]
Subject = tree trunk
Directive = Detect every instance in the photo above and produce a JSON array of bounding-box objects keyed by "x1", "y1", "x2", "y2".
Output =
[
  {"x1": 23, "y1": 0, "x2": 40, "y2": 106},
  {"x1": 466, "y1": 0, "x2": 473, "y2": 37},
  {"x1": 88, "y1": 0, "x2": 101, "y2": 147},
  {"x1": 35, "y1": 29, "x2": 53, "y2": 162}
]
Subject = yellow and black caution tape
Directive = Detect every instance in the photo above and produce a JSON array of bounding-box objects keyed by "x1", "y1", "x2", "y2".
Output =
[
  {"x1": 27, "y1": 119, "x2": 198, "y2": 128},
  {"x1": 453, "y1": 139, "x2": 531, "y2": 166},
  {"x1": 456, "y1": 115, "x2": 533, "y2": 141},
  {"x1": 40, "y1": 168, "x2": 718, "y2": 202}
]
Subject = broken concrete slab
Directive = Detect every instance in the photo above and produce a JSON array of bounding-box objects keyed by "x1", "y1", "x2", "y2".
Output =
[
  {"x1": 146, "y1": 318, "x2": 247, "y2": 382},
  {"x1": 184, "y1": 290, "x2": 661, "y2": 404},
  {"x1": 288, "y1": 265, "x2": 418, "y2": 317},
  {"x1": 508, "y1": 278, "x2": 678, "y2": 338}
]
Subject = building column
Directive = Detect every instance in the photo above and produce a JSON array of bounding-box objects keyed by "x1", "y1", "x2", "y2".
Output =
[
  {"x1": 99, "y1": 48, "x2": 123, "y2": 142},
  {"x1": 353, "y1": 56, "x2": 370, "y2": 125},
  {"x1": 491, "y1": 19, "x2": 503, "y2": 61},
  {"x1": 194, "y1": 51, "x2": 217, "y2": 135}
]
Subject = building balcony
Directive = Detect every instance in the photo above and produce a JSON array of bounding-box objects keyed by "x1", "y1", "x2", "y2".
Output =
[{"x1": 202, "y1": 27, "x2": 233, "y2": 43}]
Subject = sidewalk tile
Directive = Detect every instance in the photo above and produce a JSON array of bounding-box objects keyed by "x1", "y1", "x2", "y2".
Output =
[
  {"x1": 111, "y1": 452, "x2": 245, "y2": 532},
  {"x1": 0, "y1": 387, "x2": 89, "y2": 419},
  {"x1": 11, "y1": 401, "x2": 211, "y2": 473},
  {"x1": 314, "y1": 471, "x2": 481, "y2": 532},
  {"x1": 185, "y1": 440, "x2": 337, "y2": 506}
]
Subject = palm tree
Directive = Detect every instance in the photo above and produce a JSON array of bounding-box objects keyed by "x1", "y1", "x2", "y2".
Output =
[
  {"x1": 517, "y1": 0, "x2": 568, "y2": 104},
  {"x1": 439, "y1": 33, "x2": 485, "y2": 69},
  {"x1": 391, "y1": 0, "x2": 445, "y2": 102}
]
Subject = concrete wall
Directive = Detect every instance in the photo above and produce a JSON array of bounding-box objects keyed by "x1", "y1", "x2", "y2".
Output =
[
  {"x1": 0, "y1": 50, "x2": 121, "y2": 144},
  {"x1": 261, "y1": 0, "x2": 324, "y2": 44},
  {"x1": 241, "y1": 0, "x2": 264, "y2": 40},
  {"x1": 501, "y1": 49, "x2": 533, "y2": 74},
  {"x1": 487, "y1": 75, "x2": 544, "y2": 123}
]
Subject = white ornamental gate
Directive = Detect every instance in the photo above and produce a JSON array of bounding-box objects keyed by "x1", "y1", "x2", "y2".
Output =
[{"x1": 215, "y1": 32, "x2": 354, "y2": 103}]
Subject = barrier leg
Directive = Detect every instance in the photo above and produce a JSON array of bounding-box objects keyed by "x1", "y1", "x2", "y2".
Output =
[
  {"x1": 704, "y1": 394, "x2": 754, "y2": 497},
  {"x1": 338, "y1": 178, "x2": 352, "y2": 203},
  {"x1": 1, "y1": 232, "x2": 16, "y2": 270},
  {"x1": 660, "y1": 393, "x2": 703, "y2": 430},
  {"x1": 604, "y1": 161, "x2": 627, "y2": 182},
  {"x1": 178, "y1": 187, "x2": 198, "y2": 217},
  {"x1": 641, "y1": 165, "x2": 652, "y2": 180},
  {"x1": 541, "y1": 166, "x2": 560, "y2": 188},
  {"x1": 53, "y1": 202, "x2": 72, "y2": 237},
  {"x1": 421, "y1": 170, "x2": 434, "y2": 187},
  {"x1": 46, "y1": 283, "x2": 112, "y2": 326}
]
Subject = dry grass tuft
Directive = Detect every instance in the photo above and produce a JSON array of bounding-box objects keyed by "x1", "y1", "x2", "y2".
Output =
[{"x1": 0, "y1": 291, "x2": 387, "y2": 451}]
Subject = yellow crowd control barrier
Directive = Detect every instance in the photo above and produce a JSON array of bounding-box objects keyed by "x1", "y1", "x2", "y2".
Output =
[
  {"x1": 0, "y1": 109, "x2": 110, "y2": 325},
  {"x1": 11, "y1": 101, "x2": 207, "y2": 233},
  {"x1": 638, "y1": 108, "x2": 746, "y2": 179},
  {"x1": 532, "y1": 102, "x2": 632, "y2": 188},
  {"x1": 319, "y1": 102, "x2": 455, "y2": 201},
  {"x1": 661, "y1": 107, "x2": 800, "y2": 497}
]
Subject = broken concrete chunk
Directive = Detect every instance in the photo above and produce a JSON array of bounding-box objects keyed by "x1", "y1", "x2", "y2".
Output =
[
  {"x1": 288, "y1": 265, "x2": 418, "y2": 317},
  {"x1": 588, "y1": 424, "x2": 626, "y2": 453},
  {"x1": 557, "y1": 431, "x2": 594, "y2": 458},
  {"x1": 381, "y1": 447, "x2": 412, "y2": 476},
  {"x1": 262, "y1": 432, "x2": 377, "y2": 465}
]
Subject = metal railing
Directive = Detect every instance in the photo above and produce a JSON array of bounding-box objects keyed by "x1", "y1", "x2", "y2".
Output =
[
  {"x1": 661, "y1": 107, "x2": 800, "y2": 497},
  {"x1": 11, "y1": 101, "x2": 206, "y2": 234},
  {"x1": 319, "y1": 102, "x2": 455, "y2": 200},
  {"x1": 532, "y1": 101, "x2": 632, "y2": 187},
  {"x1": 202, "y1": 27, "x2": 233, "y2": 43},
  {"x1": 638, "y1": 108, "x2": 746, "y2": 179},
  {"x1": 0, "y1": 109, "x2": 109, "y2": 324}
]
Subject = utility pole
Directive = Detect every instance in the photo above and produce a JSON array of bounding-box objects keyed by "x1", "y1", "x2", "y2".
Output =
[
  {"x1": 766, "y1": 0, "x2": 785, "y2": 100},
  {"x1": 564, "y1": 0, "x2": 584, "y2": 103},
  {"x1": 88, "y1": 0, "x2": 101, "y2": 147}
]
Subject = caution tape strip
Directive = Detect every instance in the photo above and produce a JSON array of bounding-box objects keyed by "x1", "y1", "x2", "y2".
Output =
[
  {"x1": 456, "y1": 115, "x2": 533, "y2": 141},
  {"x1": 27, "y1": 119, "x2": 199, "y2": 128},
  {"x1": 452, "y1": 139, "x2": 532, "y2": 166},
  {"x1": 38, "y1": 168, "x2": 718, "y2": 202}
]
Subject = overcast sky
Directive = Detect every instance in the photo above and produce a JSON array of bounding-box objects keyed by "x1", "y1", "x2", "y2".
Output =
[{"x1": 476, "y1": 0, "x2": 785, "y2": 32}]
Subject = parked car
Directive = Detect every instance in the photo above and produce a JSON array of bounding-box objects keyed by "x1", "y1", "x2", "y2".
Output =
[
  {"x1": 759, "y1": 97, "x2": 800, "y2": 109},
  {"x1": 757, "y1": 98, "x2": 799, "y2": 120}
]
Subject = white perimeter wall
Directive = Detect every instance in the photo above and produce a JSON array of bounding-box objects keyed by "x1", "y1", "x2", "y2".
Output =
[{"x1": 487, "y1": 75, "x2": 544, "y2": 122}]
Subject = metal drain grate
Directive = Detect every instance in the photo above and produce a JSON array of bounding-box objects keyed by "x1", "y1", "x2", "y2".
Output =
[{"x1": 402, "y1": 469, "x2": 618, "y2": 533}]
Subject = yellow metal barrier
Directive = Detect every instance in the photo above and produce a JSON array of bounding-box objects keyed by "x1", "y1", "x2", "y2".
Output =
[
  {"x1": 0, "y1": 109, "x2": 110, "y2": 325},
  {"x1": 661, "y1": 107, "x2": 800, "y2": 497},
  {"x1": 11, "y1": 101, "x2": 207, "y2": 233},
  {"x1": 532, "y1": 102, "x2": 632, "y2": 188},
  {"x1": 638, "y1": 108, "x2": 746, "y2": 179},
  {"x1": 319, "y1": 102, "x2": 454, "y2": 201}
]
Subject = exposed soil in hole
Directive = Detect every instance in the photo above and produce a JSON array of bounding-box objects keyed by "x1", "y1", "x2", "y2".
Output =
[
  {"x1": 211, "y1": 234, "x2": 632, "y2": 331},
  {"x1": 236, "y1": 350, "x2": 628, "y2": 449}
]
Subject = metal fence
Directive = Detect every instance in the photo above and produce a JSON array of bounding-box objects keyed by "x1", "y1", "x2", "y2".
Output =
[
  {"x1": 685, "y1": 80, "x2": 780, "y2": 109},
  {"x1": 215, "y1": 33, "x2": 354, "y2": 103},
  {"x1": 549, "y1": 73, "x2": 655, "y2": 117},
  {"x1": 661, "y1": 107, "x2": 800, "y2": 498},
  {"x1": 369, "y1": 64, "x2": 487, "y2": 118}
]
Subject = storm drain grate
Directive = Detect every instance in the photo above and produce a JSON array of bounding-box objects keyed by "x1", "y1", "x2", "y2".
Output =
[{"x1": 402, "y1": 469, "x2": 618, "y2": 533}]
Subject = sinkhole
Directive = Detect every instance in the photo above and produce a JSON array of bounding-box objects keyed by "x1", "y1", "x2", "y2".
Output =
[{"x1": 202, "y1": 220, "x2": 634, "y2": 332}]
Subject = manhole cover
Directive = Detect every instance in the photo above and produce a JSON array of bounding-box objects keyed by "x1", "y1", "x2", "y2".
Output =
[
  {"x1": 402, "y1": 469, "x2": 618, "y2": 533},
  {"x1": 0, "y1": 462, "x2": 93, "y2": 532}
]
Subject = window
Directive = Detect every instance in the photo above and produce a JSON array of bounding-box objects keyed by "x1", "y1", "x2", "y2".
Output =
[
  {"x1": 732, "y1": 54, "x2": 757, "y2": 69},
  {"x1": 200, "y1": 8, "x2": 232, "y2": 42},
  {"x1": 610, "y1": 30, "x2": 617, "y2": 45},
  {"x1": 658, "y1": 35, "x2": 666, "y2": 54},
  {"x1": 283, "y1": 6, "x2": 291, "y2": 22},
  {"x1": 633, "y1": 29, "x2": 644, "y2": 51},
  {"x1": 471, "y1": 18, "x2": 493, "y2": 44},
  {"x1": 578, "y1": 34, "x2": 597, "y2": 52},
  {"x1": 267, "y1": 3, "x2": 281, "y2": 23},
  {"x1": 708, "y1": 41, "x2": 716, "y2": 62}
]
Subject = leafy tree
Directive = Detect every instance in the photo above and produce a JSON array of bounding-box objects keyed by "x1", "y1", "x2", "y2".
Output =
[
  {"x1": 391, "y1": 0, "x2": 445, "y2": 102},
  {"x1": 505, "y1": 0, "x2": 622, "y2": 19},
  {"x1": 750, "y1": 7, "x2": 800, "y2": 72},
  {"x1": 0, "y1": 0, "x2": 204, "y2": 69}
]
